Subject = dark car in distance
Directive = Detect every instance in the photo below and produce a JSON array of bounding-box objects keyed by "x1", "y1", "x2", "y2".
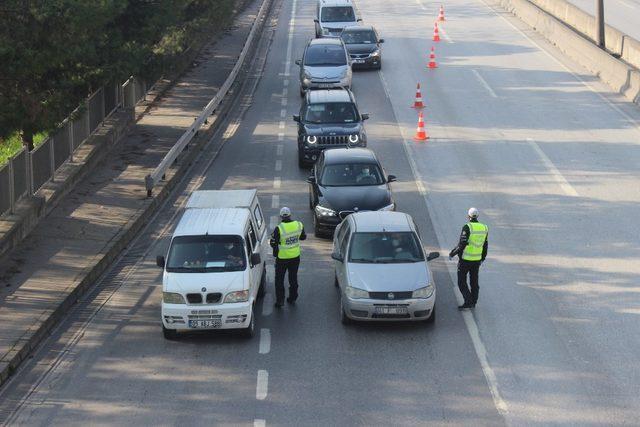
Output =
[
  {"x1": 307, "y1": 148, "x2": 396, "y2": 237},
  {"x1": 294, "y1": 89, "x2": 368, "y2": 168},
  {"x1": 340, "y1": 25, "x2": 384, "y2": 70}
]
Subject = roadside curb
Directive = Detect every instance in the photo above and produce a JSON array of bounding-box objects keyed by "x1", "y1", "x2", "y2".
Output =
[{"x1": 0, "y1": 0, "x2": 273, "y2": 388}]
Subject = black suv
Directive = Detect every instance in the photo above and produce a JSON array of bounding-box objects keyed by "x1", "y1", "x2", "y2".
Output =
[{"x1": 293, "y1": 88, "x2": 368, "y2": 168}]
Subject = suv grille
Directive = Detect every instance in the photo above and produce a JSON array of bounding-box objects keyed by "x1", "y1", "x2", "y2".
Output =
[
  {"x1": 186, "y1": 293, "x2": 203, "y2": 304},
  {"x1": 369, "y1": 291, "x2": 413, "y2": 300},
  {"x1": 318, "y1": 135, "x2": 349, "y2": 145}
]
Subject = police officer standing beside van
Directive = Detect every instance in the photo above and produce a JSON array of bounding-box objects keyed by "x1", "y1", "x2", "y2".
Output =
[
  {"x1": 449, "y1": 207, "x2": 488, "y2": 310},
  {"x1": 270, "y1": 207, "x2": 306, "y2": 307}
]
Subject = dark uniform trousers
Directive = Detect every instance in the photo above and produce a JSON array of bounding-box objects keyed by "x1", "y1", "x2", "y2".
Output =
[
  {"x1": 275, "y1": 256, "x2": 300, "y2": 303},
  {"x1": 457, "y1": 260, "x2": 481, "y2": 305}
]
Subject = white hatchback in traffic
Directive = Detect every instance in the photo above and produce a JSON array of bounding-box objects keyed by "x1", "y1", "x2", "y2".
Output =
[{"x1": 331, "y1": 211, "x2": 439, "y2": 324}]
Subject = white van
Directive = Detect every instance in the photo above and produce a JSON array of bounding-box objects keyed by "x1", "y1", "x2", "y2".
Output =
[
  {"x1": 157, "y1": 190, "x2": 267, "y2": 339},
  {"x1": 315, "y1": 0, "x2": 361, "y2": 38}
]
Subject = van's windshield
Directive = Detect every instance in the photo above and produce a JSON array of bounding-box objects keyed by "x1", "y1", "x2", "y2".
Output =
[
  {"x1": 348, "y1": 232, "x2": 424, "y2": 263},
  {"x1": 166, "y1": 235, "x2": 246, "y2": 272},
  {"x1": 321, "y1": 6, "x2": 356, "y2": 23}
]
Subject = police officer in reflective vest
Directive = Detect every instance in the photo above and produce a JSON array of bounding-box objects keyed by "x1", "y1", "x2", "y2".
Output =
[
  {"x1": 449, "y1": 207, "x2": 488, "y2": 310},
  {"x1": 270, "y1": 207, "x2": 306, "y2": 307}
]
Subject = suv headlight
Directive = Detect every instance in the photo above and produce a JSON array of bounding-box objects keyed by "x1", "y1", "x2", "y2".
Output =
[
  {"x1": 306, "y1": 135, "x2": 317, "y2": 145},
  {"x1": 348, "y1": 134, "x2": 359, "y2": 143},
  {"x1": 413, "y1": 284, "x2": 434, "y2": 299},
  {"x1": 163, "y1": 292, "x2": 185, "y2": 304},
  {"x1": 378, "y1": 203, "x2": 395, "y2": 211},
  {"x1": 224, "y1": 290, "x2": 250, "y2": 303},
  {"x1": 315, "y1": 205, "x2": 336, "y2": 216},
  {"x1": 345, "y1": 286, "x2": 369, "y2": 299}
]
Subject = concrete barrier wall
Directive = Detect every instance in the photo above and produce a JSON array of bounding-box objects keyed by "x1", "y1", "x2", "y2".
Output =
[
  {"x1": 529, "y1": 0, "x2": 637, "y2": 69},
  {"x1": 498, "y1": 0, "x2": 640, "y2": 105}
]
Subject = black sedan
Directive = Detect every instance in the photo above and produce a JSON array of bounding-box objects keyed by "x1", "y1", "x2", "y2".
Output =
[
  {"x1": 340, "y1": 25, "x2": 384, "y2": 70},
  {"x1": 307, "y1": 148, "x2": 396, "y2": 237}
]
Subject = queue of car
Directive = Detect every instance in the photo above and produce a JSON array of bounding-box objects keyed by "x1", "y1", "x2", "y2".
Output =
[{"x1": 156, "y1": 0, "x2": 438, "y2": 339}]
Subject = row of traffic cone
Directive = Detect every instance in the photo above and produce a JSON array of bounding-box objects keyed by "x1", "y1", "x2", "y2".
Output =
[{"x1": 413, "y1": 5, "x2": 447, "y2": 141}]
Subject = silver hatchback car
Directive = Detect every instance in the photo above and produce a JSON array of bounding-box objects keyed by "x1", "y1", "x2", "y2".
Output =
[
  {"x1": 296, "y1": 38, "x2": 352, "y2": 96},
  {"x1": 331, "y1": 211, "x2": 439, "y2": 324}
]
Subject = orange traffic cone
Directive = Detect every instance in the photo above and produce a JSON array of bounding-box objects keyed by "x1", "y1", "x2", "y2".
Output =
[
  {"x1": 428, "y1": 46, "x2": 438, "y2": 69},
  {"x1": 438, "y1": 5, "x2": 446, "y2": 22},
  {"x1": 412, "y1": 83, "x2": 425, "y2": 109},
  {"x1": 433, "y1": 22, "x2": 441, "y2": 42},
  {"x1": 414, "y1": 111, "x2": 429, "y2": 141}
]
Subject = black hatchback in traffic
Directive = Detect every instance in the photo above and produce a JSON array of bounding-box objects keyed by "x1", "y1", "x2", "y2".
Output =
[
  {"x1": 340, "y1": 25, "x2": 384, "y2": 70},
  {"x1": 307, "y1": 148, "x2": 396, "y2": 237}
]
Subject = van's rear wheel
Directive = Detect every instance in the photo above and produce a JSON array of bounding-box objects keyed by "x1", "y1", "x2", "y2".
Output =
[
  {"x1": 163, "y1": 325, "x2": 178, "y2": 340},
  {"x1": 257, "y1": 265, "x2": 266, "y2": 298}
]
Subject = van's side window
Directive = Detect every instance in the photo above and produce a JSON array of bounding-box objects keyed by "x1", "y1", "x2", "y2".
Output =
[
  {"x1": 253, "y1": 204, "x2": 264, "y2": 229},
  {"x1": 245, "y1": 233, "x2": 253, "y2": 257},
  {"x1": 248, "y1": 222, "x2": 258, "y2": 249}
]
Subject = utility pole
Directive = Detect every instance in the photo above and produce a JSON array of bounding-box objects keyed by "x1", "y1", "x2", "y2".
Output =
[{"x1": 596, "y1": 0, "x2": 605, "y2": 48}]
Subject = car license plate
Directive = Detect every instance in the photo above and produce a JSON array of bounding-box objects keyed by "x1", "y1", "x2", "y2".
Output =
[
  {"x1": 318, "y1": 84, "x2": 333, "y2": 88},
  {"x1": 353, "y1": 59, "x2": 365, "y2": 64},
  {"x1": 189, "y1": 319, "x2": 221, "y2": 329},
  {"x1": 375, "y1": 307, "x2": 407, "y2": 315}
]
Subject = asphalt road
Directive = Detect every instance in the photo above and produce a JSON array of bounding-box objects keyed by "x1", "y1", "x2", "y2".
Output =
[
  {"x1": 2, "y1": 0, "x2": 640, "y2": 425},
  {"x1": 567, "y1": 0, "x2": 640, "y2": 40}
]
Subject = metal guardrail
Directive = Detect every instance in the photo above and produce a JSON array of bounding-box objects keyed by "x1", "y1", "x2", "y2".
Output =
[
  {"x1": 144, "y1": 0, "x2": 272, "y2": 197},
  {"x1": 0, "y1": 77, "x2": 148, "y2": 217}
]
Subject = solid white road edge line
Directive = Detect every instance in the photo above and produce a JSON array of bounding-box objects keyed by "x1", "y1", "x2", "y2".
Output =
[
  {"x1": 526, "y1": 138, "x2": 579, "y2": 197},
  {"x1": 378, "y1": 69, "x2": 511, "y2": 423},
  {"x1": 259, "y1": 328, "x2": 271, "y2": 354},
  {"x1": 256, "y1": 370, "x2": 269, "y2": 400},
  {"x1": 283, "y1": 0, "x2": 298, "y2": 77},
  {"x1": 472, "y1": 69, "x2": 498, "y2": 98}
]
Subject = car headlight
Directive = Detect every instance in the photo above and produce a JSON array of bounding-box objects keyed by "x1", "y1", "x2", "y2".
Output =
[
  {"x1": 306, "y1": 135, "x2": 317, "y2": 145},
  {"x1": 378, "y1": 203, "x2": 395, "y2": 211},
  {"x1": 345, "y1": 286, "x2": 369, "y2": 299},
  {"x1": 224, "y1": 290, "x2": 250, "y2": 303},
  {"x1": 315, "y1": 205, "x2": 336, "y2": 216},
  {"x1": 413, "y1": 284, "x2": 434, "y2": 299},
  {"x1": 322, "y1": 28, "x2": 330, "y2": 35},
  {"x1": 163, "y1": 292, "x2": 185, "y2": 304},
  {"x1": 348, "y1": 134, "x2": 359, "y2": 143},
  {"x1": 370, "y1": 49, "x2": 380, "y2": 57},
  {"x1": 302, "y1": 78, "x2": 311, "y2": 86}
]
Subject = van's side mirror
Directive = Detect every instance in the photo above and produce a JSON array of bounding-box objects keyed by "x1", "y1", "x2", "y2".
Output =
[
  {"x1": 361, "y1": 113, "x2": 369, "y2": 120},
  {"x1": 156, "y1": 256, "x2": 165, "y2": 268},
  {"x1": 357, "y1": 18, "x2": 363, "y2": 22},
  {"x1": 295, "y1": 59, "x2": 302, "y2": 66},
  {"x1": 251, "y1": 252, "x2": 262, "y2": 267},
  {"x1": 306, "y1": 176, "x2": 316, "y2": 184},
  {"x1": 427, "y1": 252, "x2": 440, "y2": 262},
  {"x1": 378, "y1": 38, "x2": 385, "y2": 43},
  {"x1": 331, "y1": 252, "x2": 343, "y2": 262},
  {"x1": 293, "y1": 114, "x2": 300, "y2": 122},
  {"x1": 387, "y1": 174, "x2": 397, "y2": 183},
  {"x1": 314, "y1": 19, "x2": 319, "y2": 23}
]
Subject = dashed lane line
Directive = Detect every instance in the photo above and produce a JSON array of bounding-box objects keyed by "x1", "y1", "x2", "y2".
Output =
[
  {"x1": 271, "y1": 194, "x2": 279, "y2": 208},
  {"x1": 472, "y1": 69, "x2": 498, "y2": 98},
  {"x1": 277, "y1": 133, "x2": 285, "y2": 142},
  {"x1": 254, "y1": 420, "x2": 266, "y2": 427},
  {"x1": 276, "y1": 144, "x2": 284, "y2": 155},
  {"x1": 527, "y1": 138, "x2": 579, "y2": 197},
  {"x1": 283, "y1": 0, "x2": 298, "y2": 76},
  {"x1": 259, "y1": 329, "x2": 271, "y2": 354},
  {"x1": 273, "y1": 177, "x2": 281, "y2": 189},
  {"x1": 275, "y1": 159, "x2": 282, "y2": 171},
  {"x1": 256, "y1": 370, "x2": 269, "y2": 400}
]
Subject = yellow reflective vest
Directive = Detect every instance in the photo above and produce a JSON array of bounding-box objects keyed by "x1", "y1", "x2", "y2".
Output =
[
  {"x1": 277, "y1": 221, "x2": 303, "y2": 259},
  {"x1": 462, "y1": 222, "x2": 488, "y2": 262}
]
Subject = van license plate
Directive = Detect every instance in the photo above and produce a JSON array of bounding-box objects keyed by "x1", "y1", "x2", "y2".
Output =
[
  {"x1": 189, "y1": 320, "x2": 221, "y2": 329},
  {"x1": 375, "y1": 307, "x2": 407, "y2": 315}
]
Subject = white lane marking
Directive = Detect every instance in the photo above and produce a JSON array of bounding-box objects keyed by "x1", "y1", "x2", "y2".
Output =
[
  {"x1": 269, "y1": 215, "x2": 278, "y2": 230},
  {"x1": 281, "y1": 97, "x2": 288, "y2": 107},
  {"x1": 254, "y1": 420, "x2": 266, "y2": 427},
  {"x1": 271, "y1": 194, "x2": 279, "y2": 208},
  {"x1": 378, "y1": 69, "x2": 510, "y2": 420},
  {"x1": 273, "y1": 177, "x2": 281, "y2": 189},
  {"x1": 526, "y1": 138, "x2": 579, "y2": 197},
  {"x1": 481, "y1": 0, "x2": 640, "y2": 136},
  {"x1": 282, "y1": 87, "x2": 288, "y2": 96},
  {"x1": 280, "y1": 109, "x2": 286, "y2": 118},
  {"x1": 472, "y1": 69, "x2": 498, "y2": 98},
  {"x1": 256, "y1": 370, "x2": 269, "y2": 400},
  {"x1": 283, "y1": 0, "x2": 298, "y2": 76},
  {"x1": 283, "y1": 79, "x2": 289, "y2": 87},
  {"x1": 223, "y1": 122, "x2": 240, "y2": 140},
  {"x1": 277, "y1": 144, "x2": 284, "y2": 155},
  {"x1": 262, "y1": 292, "x2": 274, "y2": 316},
  {"x1": 279, "y1": 121, "x2": 285, "y2": 130},
  {"x1": 259, "y1": 328, "x2": 271, "y2": 354},
  {"x1": 275, "y1": 159, "x2": 282, "y2": 171},
  {"x1": 415, "y1": 0, "x2": 427, "y2": 11},
  {"x1": 278, "y1": 133, "x2": 285, "y2": 141}
]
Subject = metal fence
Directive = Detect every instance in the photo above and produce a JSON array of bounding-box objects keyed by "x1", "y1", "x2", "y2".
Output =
[{"x1": 0, "y1": 77, "x2": 149, "y2": 217}]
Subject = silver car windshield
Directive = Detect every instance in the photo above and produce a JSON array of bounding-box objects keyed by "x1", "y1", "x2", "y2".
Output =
[
  {"x1": 321, "y1": 163, "x2": 384, "y2": 186},
  {"x1": 166, "y1": 235, "x2": 246, "y2": 272},
  {"x1": 349, "y1": 232, "x2": 424, "y2": 263},
  {"x1": 321, "y1": 6, "x2": 356, "y2": 23},
  {"x1": 305, "y1": 102, "x2": 357, "y2": 124},
  {"x1": 304, "y1": 45, "x2": 347, "y2": 66}
]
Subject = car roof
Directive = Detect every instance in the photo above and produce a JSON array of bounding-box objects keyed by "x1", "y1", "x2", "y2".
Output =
[
  {"x1": 323, "y1": 147, "x2": 378, "y2": 164},
  {"x1": 186, "y1": 189, "x2": 256, "y2": 209},
  {"x1": 319, "y1": 0, "x2": 354, "y2": 7},
  {"x1": 350, "y1": 211, "x2": 415, "y2": 233},
  {"x1": 307, "y1": 89, "x2": 353, "y2": 103},
  {"x1": 174, "y1": 208, "x2": 249, "y2": 237},
  {"x1": 342, "y1": 25, "x2": 374, "y2": 32},
  {"x1": 309, "y1": 38, "x2": 344, "y2": 46}
]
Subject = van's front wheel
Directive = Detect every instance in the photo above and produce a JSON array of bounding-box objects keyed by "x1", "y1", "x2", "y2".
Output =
[
  {"x1": 257, "y1": 265, "x2": 266, "y2": 298},
  {"x1": 163, "y1": 325, "x2": 178, "y2": 340},
  {"x1": 241, "y1": 306, "x2": 256, "y2": 338}
]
